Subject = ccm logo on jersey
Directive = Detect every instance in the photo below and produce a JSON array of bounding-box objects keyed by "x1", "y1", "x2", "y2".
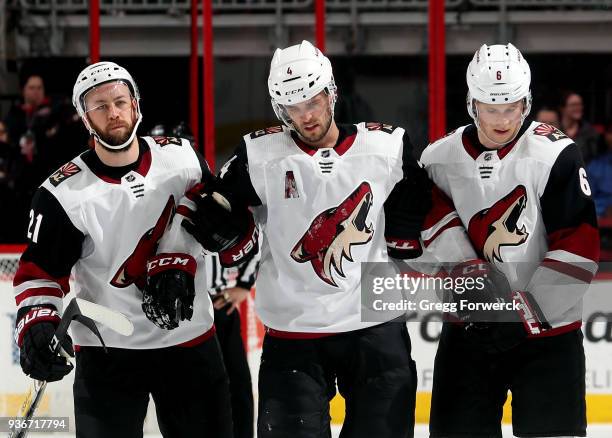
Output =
[{"x1": 49, "y1": 162, "x2": 81, "y2": 187}]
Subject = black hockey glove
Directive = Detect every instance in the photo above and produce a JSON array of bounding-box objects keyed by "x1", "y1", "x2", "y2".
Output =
[
  {"x1": 447, "y1": 260, "x2": 551, "y2": 354},
  {"x1": 142, "y1": 253, "x2": 197, "y2": 330},
  {"x1": 15, "y1": 305, "x2": 74, "y2": 382},
  {"x1": 384, "y1": 171, "x2": 431, "y2": 259},
  {"x1": 182, "y1": 185, "x2": 259, "y2": 267},
  {"x1": 446, "y1": 260, "x2": 512, "y2": 324}
]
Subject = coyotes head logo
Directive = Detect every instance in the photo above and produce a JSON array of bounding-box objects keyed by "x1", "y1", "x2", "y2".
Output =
[
  {"x1": 468, "y1": 185, "x2": 529, "y2": 263},
  {"x1": 291, "y1": 182, "x2": 374, "y2": 287},
  {"x1": 111, "y1": 196, "x2": 175, "y2": 289}
]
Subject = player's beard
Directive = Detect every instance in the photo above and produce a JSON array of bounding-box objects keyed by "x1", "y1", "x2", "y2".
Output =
[
  {"x1": 89, "y1": 116, "x2": 136, "y2": 153},
  {"x1": 295, "y1": 105, "x2": 333, "y2": 144}
]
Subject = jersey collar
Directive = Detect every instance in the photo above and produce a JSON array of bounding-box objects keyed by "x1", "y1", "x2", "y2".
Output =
[
  {"x1": 82, "y1": 137, "x2": 152, "y2": 184},
  {"x1": 461, "y1": 123, "x2": 530, "y2": 161},
  {"x1": 291, "y1": 123, "x2": 358, "y2": 157}
]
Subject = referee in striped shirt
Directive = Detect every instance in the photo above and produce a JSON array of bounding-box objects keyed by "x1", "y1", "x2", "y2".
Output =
[{"x1": 205, "y1": 251, "x2": 260, "y2": 438}]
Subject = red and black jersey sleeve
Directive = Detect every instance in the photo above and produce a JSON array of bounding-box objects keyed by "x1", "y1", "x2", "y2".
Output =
[
  {"x1": 525, "y1": 143, "x2": 599, "y2": 323},
  {"x1": 156, "y1": 147, "x2": 230, "y2": 261},
  {"x1": 14, "y1": 187, "x2": 84, "y2": 311},
  {"x1": 539, "y1": 143, "x2": 600, "y2": 278},
  {"x1": 216, "y1": 139, "x2": 262, "y2": 208}
]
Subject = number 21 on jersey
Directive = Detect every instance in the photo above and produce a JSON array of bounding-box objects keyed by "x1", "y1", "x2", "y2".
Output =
[{"x1": 27, "y1": 209, "x2": 43, "y2": 243}]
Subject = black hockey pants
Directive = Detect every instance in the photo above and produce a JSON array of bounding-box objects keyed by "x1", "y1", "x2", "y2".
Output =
[
  {"x1": 73, "y1": 334, "x2": 233, "y2": 438},
  {"x1": 257, "y1": 319, "x2": 417, "y2": 438}
]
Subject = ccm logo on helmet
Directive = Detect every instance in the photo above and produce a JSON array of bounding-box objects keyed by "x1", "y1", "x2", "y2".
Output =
[
  {"x1": 285, "y1": 88, "x2": 304, "y2": 95},
  {"x1": 147, "y1": 256, "x2": 191, "y2": 270}
]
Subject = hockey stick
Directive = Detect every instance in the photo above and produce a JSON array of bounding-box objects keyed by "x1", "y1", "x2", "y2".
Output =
[{"x1": 8, "y1": 298, "x2": 134, "y2": 438}]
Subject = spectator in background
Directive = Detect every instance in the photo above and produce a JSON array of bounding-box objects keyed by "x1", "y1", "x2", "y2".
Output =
[
  {"x1": 4, "y1": 74, "x2": 51, "y2": 151},
  {"x1": 535, "y1": 106, "x2": 560, "y2": 128},
  {"x1": 559, "y1": 91, "x2": 600, "y2": 163},
  {"x1": 3, "y1": 74, "x2": 54, "y2": 239},
  {"x1": 0, "y1": 121, "x2": 19, "y2": 242},
  {"x1": 39, "y1": 97, "x2": 89, "y2": 172},
  {"x1": 587, "y1": 121, "x2": 612, "y2": 218},
  {"x1": 3, "y1": 74, "x2": 87, "y2": 241},
  {"x1": 0, "y1": 120, "x2": 11, "y2": 182}
]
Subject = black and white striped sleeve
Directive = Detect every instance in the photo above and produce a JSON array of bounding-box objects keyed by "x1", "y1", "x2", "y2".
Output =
[{"x1": 205, "y1": 243, "x2": 260, "y2": 295}]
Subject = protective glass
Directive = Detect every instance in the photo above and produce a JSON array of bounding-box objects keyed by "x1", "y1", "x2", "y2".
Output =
[
  {"x1": 83, "y1": 81, "x2": 135, "y2": 116},
  {"x1": 277, "y1": 92, "x2": 329, "y2": 124}
]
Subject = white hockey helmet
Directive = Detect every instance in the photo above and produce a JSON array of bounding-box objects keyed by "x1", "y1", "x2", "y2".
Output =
[
  {"x1": 72, "y1": 61, "x2": 142, "y2": 150},
  {"x1": 466, "y1": 43, "x2": 532, "y2": 124},
  {"x1": 268, "y1": 40, "x2": 337, "y2": 128}
]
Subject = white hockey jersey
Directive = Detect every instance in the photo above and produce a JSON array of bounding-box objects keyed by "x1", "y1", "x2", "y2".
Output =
[
  {"x1": 14, "y1": 136, "x2": 214, "y2": 349},
  {"x1": 218, "y1": 123, "x2": 421, "y2": 335},
  {"x1": 420, "y1": 122, "x2": 600, "y2": 334}
]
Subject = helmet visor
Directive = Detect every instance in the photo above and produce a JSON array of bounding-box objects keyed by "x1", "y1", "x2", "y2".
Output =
[
  {"x1": 82, "y1": 80, "x2": 135, "y2": 116},
  {"x1": 276, "y1": 91, "x2": 329, "y2": 125}
]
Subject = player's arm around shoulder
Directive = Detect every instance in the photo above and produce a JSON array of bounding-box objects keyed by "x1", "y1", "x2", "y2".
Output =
[
  {"x1": 181, "y1": 139, "x2": 261, "y2": 268},
  {"x1": 416, "y1": 128, "x2": 479, "y2": 265},
  {"x1": 140, "y1": 138, "x2": 218, "y2": 330},
  {"x1": 383, "y1": 127, "x2": 433, "y2": 260}
]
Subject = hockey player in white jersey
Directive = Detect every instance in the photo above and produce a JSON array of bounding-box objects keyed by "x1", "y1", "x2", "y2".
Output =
[
  {"x1": 421, "y1": 44, "x2": 600, "y2": 437},
  {"x1": 183, "y1": 40, "x2": 430, "y2": 438},
  {"x1": 11, "y1": 62, "x2": 243, "y2": 437}
]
